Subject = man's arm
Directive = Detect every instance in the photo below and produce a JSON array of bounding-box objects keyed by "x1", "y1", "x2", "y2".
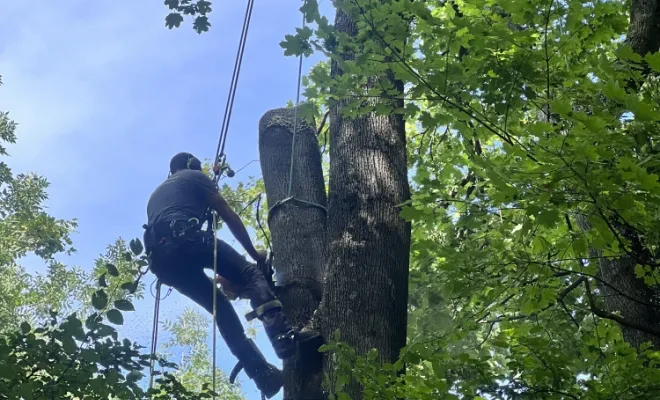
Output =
[{"x1": 207, "y1": 191, "x2": 265, "y2": 263}]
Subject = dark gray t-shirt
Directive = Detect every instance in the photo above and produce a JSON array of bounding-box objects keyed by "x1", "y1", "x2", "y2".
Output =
[{"x1": 147, "y1": 169, "x2": 218, "y2": 226}]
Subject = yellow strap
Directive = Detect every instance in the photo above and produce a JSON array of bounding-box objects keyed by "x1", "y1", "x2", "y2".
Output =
[{"x1": 245, "y1": 299, "x2": 283, "y2": 322}]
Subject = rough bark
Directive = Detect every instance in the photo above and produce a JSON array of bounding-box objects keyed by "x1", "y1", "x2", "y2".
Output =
[
  {"x1": 259, "y1": 106, "x2": 327, "y2": 399},
  {"x1": 577, "y1": 0, "x2": 660, "y2": 351},
  {"x1": 316, "y1": 3, "x2": 411, "y2": 398},
  {"x1": 627, "y1": 0, "x2": 660, "y2": 57},
  {"x1": 576, "y1": 215, "x2": 660, "y2": 349}
]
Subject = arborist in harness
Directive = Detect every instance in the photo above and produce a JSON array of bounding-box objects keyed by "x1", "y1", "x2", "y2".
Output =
[{"x1": 142, "y1": 152, "x2": 312, "y2": 398}]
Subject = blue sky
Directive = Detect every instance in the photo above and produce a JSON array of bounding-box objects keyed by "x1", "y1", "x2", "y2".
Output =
[{"x1": 0, "y1": 1, "x2": 332, "y2": 399}]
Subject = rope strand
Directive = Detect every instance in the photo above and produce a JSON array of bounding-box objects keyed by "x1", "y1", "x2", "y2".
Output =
[
  {"x1": 212, "y1": 211, "x2": 219, "y2": 399},
  {"x1": 214, "y1": 0, "x2": 256, "y2": 172},
  {"x1": 148, "y1": 281, "x2": 162, "y2": 391},
  {"x1": 286, "y1": 11, "x2": 307, "y2": 198}
]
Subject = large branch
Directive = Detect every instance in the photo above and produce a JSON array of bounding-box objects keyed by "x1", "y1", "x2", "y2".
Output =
[
  {"x1": 258, "y1": 106, "x2": 327, "y2": 399},
  {"x1": 585, "y1": 279, "x2": 660, "y2": 338}
]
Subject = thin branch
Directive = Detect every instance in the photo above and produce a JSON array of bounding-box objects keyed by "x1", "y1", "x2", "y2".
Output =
[
  {"x1": 316, "y1": 110, "x2": 330, "y2": 136},
  {"x1": 484, "y1": 276, "x2": 585, "y2": 324}
]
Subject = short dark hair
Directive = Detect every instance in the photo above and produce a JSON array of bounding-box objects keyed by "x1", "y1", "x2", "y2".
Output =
[{"x1": 169, "y1": 152, "x2": 202, "y2": 174}]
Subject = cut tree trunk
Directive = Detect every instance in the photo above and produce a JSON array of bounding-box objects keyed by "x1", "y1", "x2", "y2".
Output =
[{"x1": 259, "y1": 106, "x2": 327, "y2": 399}]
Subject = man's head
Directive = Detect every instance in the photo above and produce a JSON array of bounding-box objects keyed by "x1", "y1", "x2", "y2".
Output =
[{"x1": 169, "y1": 152, "x2": 202, "y2": 175}]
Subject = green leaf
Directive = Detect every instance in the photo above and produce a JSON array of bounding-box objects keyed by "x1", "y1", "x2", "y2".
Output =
[
  {"x1": 85, "y1": 313, "x2": 101, "y2": 330},
  {"x1": 106, "y1": 263, "x2": 119, "y2": 277},
  {"x1": 126, "y1": 370, "x2": 144, "y2": 383},
  {"x1": 121, "y1": 281, "x2": 138, "y2": 294},
  {"x1": 98, "y1": 273, "x2": 107, "y2": 288},
  {"x1": 573, "y1": 236, "x2": 588, "y2": 255},
  {"x1": 400, "y1": 205, "x2": 423, "y2": 221},
  {"x1": 645, "y1": 52, "x2": 660, "y2": 72},
  {"x1": 603, "y1": 81, "x2": 627, "y2": 101},
  {"x1": 62, "y1": 335, "x2": 78, "y2": 354},
  {"x1": 165, "y1": 12, "x2": 184, "y2": 29},
  {"x1": 617, "y1": 44, "x2": 642, "y2": 63},
  {"x1": 91, "y1": 290, "x2": 109, "y2": 310},
  {"x1": 549, "y1": 98, "x2": 572, "y2": 115},
  {"x1": 106, "y1": 309, "x2": 124, "y2": 325},
  {"x1": 114, "y1": 299, "x2": 135, "y2": 312},
  {"x1": 538, "y1": 209, "x2": 560, "y2": 228},
  {"x1": 129, "y1": 238, "x2": 144, "y2": 256},
  {"x1": 164, "y1": 0, "x2": 179, "y2": 10},
  {"x1": 20, "y1": 321, "x2": 31, "y2": 334}
]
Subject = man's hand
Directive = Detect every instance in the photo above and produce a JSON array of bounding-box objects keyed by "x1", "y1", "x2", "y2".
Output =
[{"x1": 209, "y1": 191, "x2": 264, "y2": 263}]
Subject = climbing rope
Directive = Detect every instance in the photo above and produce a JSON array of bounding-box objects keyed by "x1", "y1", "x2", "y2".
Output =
[
  {"x1": 266, "y1": 8, "x2": 328, "y2": 226},
  {"x1": 148, "y1": 281, "x2": 162, "y2": 391},
  {"x1": 213, "y1": 0, "x2": 255, "y2": 183},
  {"x1": 209, "y1": 1, "x2": 256, "y2": 399},
  {"x1": 212, "y1": 212, "x2": 219, "y2": 398},
  {"x1": 286, "y1": 10, "x2": 306, "y2": 199}
]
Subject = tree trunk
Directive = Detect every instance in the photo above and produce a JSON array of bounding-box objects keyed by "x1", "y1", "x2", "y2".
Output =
[
  {"x1": 316, "y1": 3, "x2": 411, "y2": 398},
  {"x1": 259, "y1": 106, "x2": 327, "y2": 399},
  {"x1": 575, "y1": 214, "x2": 660, "y2": 349},
  {"x1": 627, "y1": 0, "x2": 660, "y2": 57},
  {"x1": 579, "y1": 0, "x2": 660, "y2": 351},
  {"x1": 260, "y1": 3, "x2": 411, "y2": 398}
]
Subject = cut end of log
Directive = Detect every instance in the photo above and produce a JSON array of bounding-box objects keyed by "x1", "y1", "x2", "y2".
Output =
[{"x1": 259, "y1": 104, "x2": 314, "y2": 138}]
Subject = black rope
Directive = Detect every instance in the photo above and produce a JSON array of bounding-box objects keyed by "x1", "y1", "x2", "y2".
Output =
[
  {"x1": 256, "y1": 193, "x2": 272, "y2": 252},
  {"x1": 150, "y1": 279, "x2": 172, "y2": 300},
  {"x1": 214, "y1": 0, "x2": 256, "y2": 176}
]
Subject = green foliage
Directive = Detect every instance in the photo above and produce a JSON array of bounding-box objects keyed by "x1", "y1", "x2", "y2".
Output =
[
  {"x1": 159, "y1": 308, "x2": 246, "y2": 399},
  {"x1": 279, "y1": 0, "x2": 660, "y2": 399},
  {"x1": 0, "y1": 303, "x2": 219, "y2": 399},
  {"x1": 0, "y1": 83, "x2": 80, "y2": 333},
  {"x1": 0, "y1": 238, "x2": 222, "y2": 399},
  {"x1": 163, "y1": 0, "x2": 212, "y2": 34}
]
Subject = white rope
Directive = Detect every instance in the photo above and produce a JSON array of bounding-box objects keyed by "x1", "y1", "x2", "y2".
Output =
[
  {"x1": 148, "y1": 281, "x2": 162, "y2": 391},
  {"x1": 212, "y1": 211, "x2": 219, "y2": 399}
]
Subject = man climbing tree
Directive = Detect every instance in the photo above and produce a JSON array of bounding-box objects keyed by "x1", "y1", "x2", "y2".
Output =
[{"x1": 141, "y1": 152, "x2": 318, "y2": 398}]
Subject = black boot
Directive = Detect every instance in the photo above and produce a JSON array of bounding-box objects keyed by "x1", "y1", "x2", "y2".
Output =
[
  {"x1": 295, "y1": 329, "x2": 325, "y2": 373},
  {"x1": 246, "y1": 300, "x2": 327, "y2": 362},
  {"x1": 233, "y1": 338, "x2": 283, "y2": 399},
  {"x1": 246, "y1": 300, "x2": 296, "y2": 359}
]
